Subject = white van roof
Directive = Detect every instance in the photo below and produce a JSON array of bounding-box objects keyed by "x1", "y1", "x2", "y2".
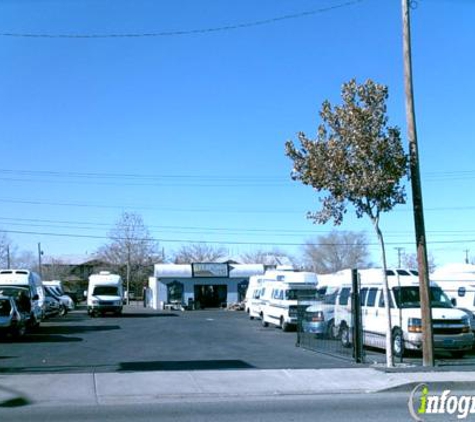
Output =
[{"x1": 263, "y1": 270, "x2": 317, "y2": 284}]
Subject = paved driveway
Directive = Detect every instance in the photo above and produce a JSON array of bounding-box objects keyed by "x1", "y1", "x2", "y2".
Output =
[{"x1": 0, "y1": 305, "x2": 358, "y2": 374}]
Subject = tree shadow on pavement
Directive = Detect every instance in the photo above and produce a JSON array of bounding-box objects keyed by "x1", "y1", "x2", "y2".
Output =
[{"x1": 119, "y1": 359, "x2": 255, "y2": 372}]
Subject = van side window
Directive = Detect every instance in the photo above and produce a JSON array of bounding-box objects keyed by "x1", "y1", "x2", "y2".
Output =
[
  {"x1": 458, "y1": 287, "x2": 466, "y2": 297},
  {"x1": 378, "y1": 289, "x2": 394, "y2": 308},
  {"x1": 324, "y1": 288, "x2": 338, "y2": 305},
  {"x1": 338, "y1": 287, "x2": 351, "y2": 306},
  {"x1": 366, "y1": 288, "x2": 378, "y2": 307},
  {"x1": 360, "y1": 287, "x2": 368, "y2": 306}
]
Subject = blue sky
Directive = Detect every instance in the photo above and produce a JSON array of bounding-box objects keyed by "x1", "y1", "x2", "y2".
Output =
[{"x1": 0, "y1": 0, "x2": 474, "y2": 268}]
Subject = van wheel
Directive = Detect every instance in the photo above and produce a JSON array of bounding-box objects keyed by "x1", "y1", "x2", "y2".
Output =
[
  {"x1": 281, "y1": 317, "x2": 291, "y2": 332},
  {"x1": 392, "y1": 328, "x2": 405, "y2": 358},
  {"x1": 12, "y1": 324, "x2": 26, "y2": 338},
  {"x1": 340, "y1": 324, "x2": 351, "y2": 348},
  {"x1": 261, "y1": 314, "x2": 268, "y2": 327},
  {"x1": 451, "y1": 351, "x2": 466, "y2": 359},
  {"x1": 58, "y1": 305, "x2": 67, "y2": 317},
  {"x1": 327, "y1": 319, "x2": 335, "y2": 339}
]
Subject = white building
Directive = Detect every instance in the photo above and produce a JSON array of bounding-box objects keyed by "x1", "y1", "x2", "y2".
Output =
[{"x1": 149, "y1": 263, "x2": 265, "y2": 310}]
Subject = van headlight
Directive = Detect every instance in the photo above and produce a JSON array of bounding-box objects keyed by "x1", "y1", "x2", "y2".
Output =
[
  {"x1": 461, "y1": 316, "x2": 471, "y2": 333},
  {"x1": 408, "y1": 317, "x2": 422, "y2": 333}
]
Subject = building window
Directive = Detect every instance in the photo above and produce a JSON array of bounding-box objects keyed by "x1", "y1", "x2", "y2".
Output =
[{"x1": 167, "y1": 281, "x2": 184, "y2": 303}]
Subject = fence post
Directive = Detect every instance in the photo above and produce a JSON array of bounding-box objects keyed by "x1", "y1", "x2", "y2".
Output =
[{"x1": 351, "y1": 269, "x2": 364, "y2": 363}]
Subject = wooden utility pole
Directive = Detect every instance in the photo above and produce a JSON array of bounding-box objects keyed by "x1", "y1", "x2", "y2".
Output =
[{"x1": 402, "y1": 0, "x2": 434, "y2": 366}]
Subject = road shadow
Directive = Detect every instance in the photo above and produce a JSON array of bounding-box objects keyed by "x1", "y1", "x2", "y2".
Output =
[
  {"x1": 119, "y1": 359, "x2": 255, "y2": 372},
  {"x1": 38, "y1": 325, "x2": 121, "y2": 335},
  {"x1": 120, "y1": 313, "x2": 180, "y2": 318}
]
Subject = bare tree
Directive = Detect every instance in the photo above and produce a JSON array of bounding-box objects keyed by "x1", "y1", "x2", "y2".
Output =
[
  {"x1": 96, "y1": 212, "x2": 163, "y2": 301},
  {"x1": 285, "y1": 79, "x2": 409, "y2": 367},
  {"x1": 239, "y1": 248, "x2": 296, "y2": 267},
  {"x1": 402, "y1": 252, "x2": 436, "y2": 273},
  {"x1": 302, "y1": 230, "x2": 372, "y2": 273},
  {"x1": 0, "y1": 231, "x2": 12, "y2": 268},
  {"x1": 41, "y1": 257, "x2": 72, "y2": 281},
  {"x1": 173, "y1": 243, "x2": 228, "y2": 264}
]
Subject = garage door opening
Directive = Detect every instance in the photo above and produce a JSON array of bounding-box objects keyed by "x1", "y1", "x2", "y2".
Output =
[{"x1": 194, "y1": 285, "x2": 227, "y2": 308}]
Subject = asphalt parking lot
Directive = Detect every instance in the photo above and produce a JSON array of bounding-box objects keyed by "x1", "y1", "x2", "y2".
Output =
[{"x1": 0, "y1": 304, "x2": 360, "y2": 374}]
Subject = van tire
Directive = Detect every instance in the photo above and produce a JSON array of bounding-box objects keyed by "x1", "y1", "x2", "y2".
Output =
[
  {"x1": 327, "y1": 319, "x2": 335, "y2": 339},
  {"x1": 58, "y1": 305, "x2": 67, "y2": 317},
  {"x1": 451, "y1": 351, "x2": 466, "y2": 359},
  {"x1": 261, "y1": 314, "x2": 268, "y2": 327},
  {"x1": 392, "y1": 328, "x2": 405, "y2": 358},
  {"x1": 281, "y1": 317, "x2": 290, "y2": 332},
  {"x1": 340, "y1": 323, "x2": 351, "y2": 348}
]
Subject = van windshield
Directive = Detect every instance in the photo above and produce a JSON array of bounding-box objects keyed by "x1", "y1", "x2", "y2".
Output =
[
  {"x1": 392, "y1": 286, "x2": 453, "y2": 309},
  {"x1": 286, "y1": 289, "x2": 316, "y2": 300},
  {"x1": 93, "y1": 286, "x2": 119, "y2": 296}
]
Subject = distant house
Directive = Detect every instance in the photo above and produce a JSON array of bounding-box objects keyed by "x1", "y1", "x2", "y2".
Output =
[{"x1": 41, "y1": 254, "x2": 113, "y2": 291}]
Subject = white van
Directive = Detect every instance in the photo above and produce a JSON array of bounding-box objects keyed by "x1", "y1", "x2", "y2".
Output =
[
  {"x1": 431, "y1": 264, "x2": 475, "y2": 313},
  {"x1": 260, "y1": 271, "x2": 318, "y2": 331},
  {"x1": 244, "y1": 275, "x2": 265, "y2": 320},
  {"x1": 87, "y1": 271, "x2": 123, "y2": 317},
  {"x1": 334, "y1": 268, "x2": 474, "y2": 357},
  {"x1": 0, "y1": 269, "x2": 45, "y2": 327},
  {"x1": 43, "y1": 280, "x2": 75, "y2": 311}
]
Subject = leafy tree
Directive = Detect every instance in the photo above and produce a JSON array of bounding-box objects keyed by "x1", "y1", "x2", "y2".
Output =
[
  {"x1": 96, "y1": 212, "x2": 163, "y2": 301},
  {"x1": 302, "y1": 230, "x2": 372, "y2": 273},
  {"x1": 173, "y1": 243, "x2": 228, "y2": 264},
  {"x1": 285, "y1": 79, "x2": 409, "y2": 367}
]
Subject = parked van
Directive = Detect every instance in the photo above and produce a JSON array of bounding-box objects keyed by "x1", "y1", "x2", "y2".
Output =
[
  {"x1": 87, "y1": 271, "x2": 123, "y2": 317},
  {"x1": 260, "y1": 271, "x2": 318, "y2": 331},
  {"x1": 43, "y1": 280, "x2": 75, "y2": 311},
  {"x1": 244, "y1": 275, "x2": 265, "y2": 320},
  {"x1": 333, "y1": 268, "x2": 474, "y2": 357},
  {"x1": 0, "y1": 269, "x2": 45, "y2": 327},
  {"x1": 431, "y1": 264, "x2": 475, "y2": 313}
]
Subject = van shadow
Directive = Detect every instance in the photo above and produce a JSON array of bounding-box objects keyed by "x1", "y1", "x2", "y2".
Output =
[
  {"x1": 119, "y1": 313, "x2": 180, "y2": 319},
  {"x1": 118, "y1": 359, "x2": 255, "y2": 372},
  {"x1": 38, "y1": 325, "x2": 121, "y2": 335}
]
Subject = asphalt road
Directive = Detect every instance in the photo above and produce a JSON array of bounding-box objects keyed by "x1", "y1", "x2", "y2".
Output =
[
  {"x1": 2, "y1": 391, "x2": 466, "y2": 422},
  {"x1": 0, "y1": 305, "x2": 359, "y2": 374}
]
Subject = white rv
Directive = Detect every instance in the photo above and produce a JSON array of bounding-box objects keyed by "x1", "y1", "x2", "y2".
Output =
[
  {"x1": 333, "y1": 268, "x2": 473, "y2": 358},
  {"x1": 0, "y1": 269, "x2": 45, "y2": 327},
  {"x1": 260, "y1": 271, "x2": 318, "y2": 331},
  {"x1": 431, "y1": 264, "x2": 475, "y2": 313},
  {"x1": 87, "y1": 271, "x2": 123, "y2": 317},
  {"x1": 244, "y1": 275, "x2": 265, "y2": 320}
]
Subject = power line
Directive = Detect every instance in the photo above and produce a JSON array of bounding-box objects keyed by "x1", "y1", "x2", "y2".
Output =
[
  {"x1": 0, "y1": 1, "x2": 364, "y2": 39},
  {"x1": 2, "y1": 216, "x2": 475, "y2": 237},
  {"x1": 3, "y1": 228, "x2": 474, "y2": 247}
]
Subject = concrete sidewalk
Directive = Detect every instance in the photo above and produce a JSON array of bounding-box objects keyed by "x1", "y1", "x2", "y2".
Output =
[{"x1": 2, "y1": 367, "x2": 475, "y2": 407}]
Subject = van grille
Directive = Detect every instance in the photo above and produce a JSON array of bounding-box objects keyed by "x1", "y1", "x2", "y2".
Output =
[{"x1": 433, "y1": 319, "x2": 466, "y2": 335}]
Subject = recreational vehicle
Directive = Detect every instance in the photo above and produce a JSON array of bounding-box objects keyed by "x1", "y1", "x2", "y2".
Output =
[
  {"x1": 0, "y1": 269, "x2": 45, "y2": 327},
  {"x1": 260, "y1": 271, "x2": 318, "y2": 331},
  {"x1": 87, "y1": 271, "x2": 123, "y2": 317}
]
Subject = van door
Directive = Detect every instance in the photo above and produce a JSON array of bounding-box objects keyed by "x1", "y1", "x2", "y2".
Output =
[{"x1": 362, "y1": 287, "x2": 380, "y2": 348}]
